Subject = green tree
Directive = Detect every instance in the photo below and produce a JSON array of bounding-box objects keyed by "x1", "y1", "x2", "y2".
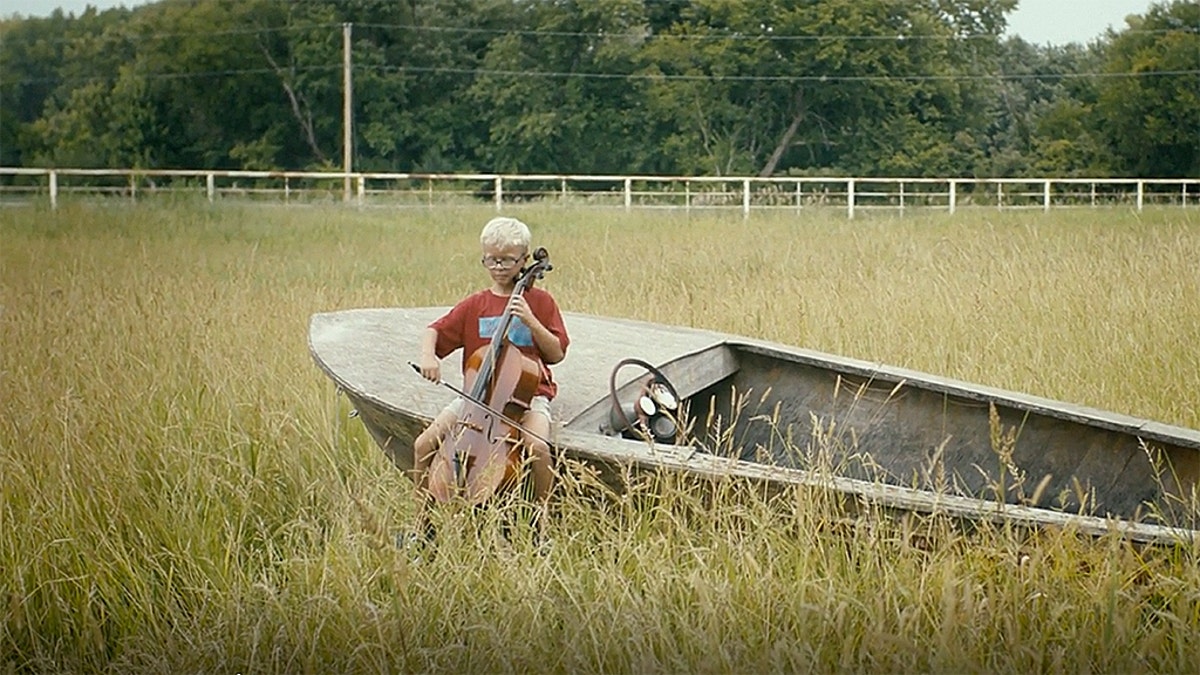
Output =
[
  {"x1": 980, "y1": 38, "x2": 1115, "y2": 177},
  {"x1": 1028, "y1": 98, "x2": 1111, "y2": 176},
  {"x1": 362, "y1": 0, "x2": 516, "y2": 172},
  {"x1": 635, "y1": 0, "x2": 1014, "y2": 177},
  {"x1": 464, "y1": 0, "x2": 653, "y2": 174},
  {"x1": 1094, "y1": 0, "x2": 1200, "y2": 177},
  {"x1": 1, "y1": 7, "x2": 135, "y2": 166}
]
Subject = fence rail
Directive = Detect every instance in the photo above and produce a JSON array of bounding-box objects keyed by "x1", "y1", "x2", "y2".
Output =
[{"x1": 1, "y1": 167, "x2": 1196, "y2": 217}]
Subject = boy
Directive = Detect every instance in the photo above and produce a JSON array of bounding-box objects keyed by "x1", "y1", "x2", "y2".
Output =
[{"x1": 411, "y1": 216, "x2": 569, "y2": 540}]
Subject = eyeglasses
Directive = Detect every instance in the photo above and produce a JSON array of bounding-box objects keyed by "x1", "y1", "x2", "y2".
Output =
[{"x1": 481, "y1": 255, "x2": 525, "y2": 270}]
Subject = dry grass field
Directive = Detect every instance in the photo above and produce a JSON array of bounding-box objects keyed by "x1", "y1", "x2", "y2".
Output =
[{"x1": 2, "y1": 200, "x2": 1199, "y2": 672}]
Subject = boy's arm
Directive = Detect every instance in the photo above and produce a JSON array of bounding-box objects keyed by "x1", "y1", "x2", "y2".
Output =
[
  {"x1": 512, "y1": 296, "x2": 566, "y2": 364},
  {"x1": 421, "y1": 295, "x2": 473, "y2": 380},
  {"x1": 417, "y1": 327, "x2": 442, "y2": 381},
  {"x1": 527, "y1": 315, "x2": 566, "y2": 364}
]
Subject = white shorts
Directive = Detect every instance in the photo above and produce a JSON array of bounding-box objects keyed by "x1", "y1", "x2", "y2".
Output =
[{"x1": 444, "y1": 394, "x2": 552, "y2": 423}]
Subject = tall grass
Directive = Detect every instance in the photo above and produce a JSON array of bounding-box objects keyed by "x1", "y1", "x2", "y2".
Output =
[{"x1": 2, "y1": 201, "x2": 1199, "y2": 672}]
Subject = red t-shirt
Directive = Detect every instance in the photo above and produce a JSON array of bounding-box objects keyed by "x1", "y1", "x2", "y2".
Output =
[{"x1": 429, "y1": 287, "x2": 570, "y2": 400}]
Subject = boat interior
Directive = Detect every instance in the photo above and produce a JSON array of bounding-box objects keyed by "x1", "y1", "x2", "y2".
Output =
[{"x1": 564, "y1": 342, "x2": 1200, "y2": 524}]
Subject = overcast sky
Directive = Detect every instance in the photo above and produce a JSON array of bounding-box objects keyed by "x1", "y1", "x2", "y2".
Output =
[{"x1": 2, "y1": 0, "x2": 1162, "y2": 46}]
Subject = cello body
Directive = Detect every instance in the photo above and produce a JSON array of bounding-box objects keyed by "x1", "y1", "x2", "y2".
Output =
[
  {"x1": 427, "y1": 344, "x2": 541, "y2": 503},
  {"x1": 426, "y1": 249, "x2": 553, "y2": 504}
]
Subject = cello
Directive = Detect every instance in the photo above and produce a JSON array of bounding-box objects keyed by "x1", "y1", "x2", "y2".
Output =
[{"x1": 426, "y1": 247, "x2": 554, "y2": 504}]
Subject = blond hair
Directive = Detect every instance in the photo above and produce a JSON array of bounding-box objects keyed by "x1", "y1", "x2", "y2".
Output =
[{"x1": 480, "y1": 216, "x2": 531, "y2": 251}]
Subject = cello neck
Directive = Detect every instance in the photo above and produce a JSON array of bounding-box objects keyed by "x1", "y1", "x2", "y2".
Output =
[{"x1": 471, "y1": 250, "x2": 551, "y2": 396}]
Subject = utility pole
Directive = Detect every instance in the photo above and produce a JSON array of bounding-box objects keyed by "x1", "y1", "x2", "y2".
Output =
[{"x1": 342, "y1": 22, "x2": 353, "y2": 202}]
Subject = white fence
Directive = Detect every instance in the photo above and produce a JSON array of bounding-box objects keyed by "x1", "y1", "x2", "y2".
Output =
[{"x1": 1, "y1": 167, "x2": 1196, "y2": 218}]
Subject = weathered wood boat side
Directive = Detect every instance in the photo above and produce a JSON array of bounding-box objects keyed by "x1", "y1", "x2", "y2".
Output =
[{"x1": 309, "y1": 307, "x2": 1200, "y2": 544}]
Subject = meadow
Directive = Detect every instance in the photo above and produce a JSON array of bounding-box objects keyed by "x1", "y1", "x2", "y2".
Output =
[{"x1": 2, "y1": 200, "x2": 1199, "y2": 672}]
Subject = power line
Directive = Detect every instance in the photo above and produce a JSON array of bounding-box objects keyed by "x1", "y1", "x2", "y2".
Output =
[
  {"x1": 3, "y1": 15, "x2": 1194, "y2": 88},
  {"x1": 0, "y1": 22, "x2": 343, "y2": 47},
  {"x1": 4, "y1": 63, "x2": 1195, "y2": 89},
  {"x1": 0, "y1": 65, "x2": 340, "y2": 87},
  {"x1": 354, "y1": 21, "x2": 995, "y2": 42},
  {"x1": 2, "y1": 18, "x2": 1190, "y2": 48},
  {"x1": 369, "y1": 65, "x2": 1198, "y2": 83},
  {"x1": 356, "y1": 21, "x2": 1189, "y2": 43}
]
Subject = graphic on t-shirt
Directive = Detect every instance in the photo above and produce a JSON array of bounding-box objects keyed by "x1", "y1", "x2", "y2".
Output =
[{"x1": 479, "y1": 315, "x2": 533, "y2": 347}]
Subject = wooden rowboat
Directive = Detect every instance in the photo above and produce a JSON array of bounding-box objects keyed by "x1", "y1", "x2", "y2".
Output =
[{"x1": 308, "y1": 307, "x2": 1200, "y2": 544}]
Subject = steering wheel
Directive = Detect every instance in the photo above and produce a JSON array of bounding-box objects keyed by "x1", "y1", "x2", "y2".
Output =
[{"x1": 606, "y1": 358, "x2": 682, "y2": 444}]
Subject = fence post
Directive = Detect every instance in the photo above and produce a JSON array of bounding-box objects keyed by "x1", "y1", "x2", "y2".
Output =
[
  {"x1": 899, "y1": 181, "x2": 905, "y2": 213},
  {"x1": 743, "y1": 178, "x2": 751, "y2": 218},
  {"x1": 494, "y1": 177, "x2": 502, "y2": 212},
  {"x1": 1043, "y1": 180, "x2": 1051, "y2": 212},
  {"x1": 847, "y1": 178, "x2": 855, "y2": 220},
  {"x1": 207, "y1": 173, "x2": 215, "y2": 202},
  {"x1": 49, "y1": 170, "x2": 58, "y2": 210},
  {"x1": 624, "y1": 178, "x2": 632, "y2": 212},
  {"x1": 1137, "y1": 180, "x2": 1144, "y2": 211},
  {"x1": 357, "y1": 174, "x2": 365, "y2": 208},
  {"x1": 948, "y1": 179, "x2": 957, "y2": 215},
  {"x1": 130, "y1": 173, "x2": 137, "y2": 203}
]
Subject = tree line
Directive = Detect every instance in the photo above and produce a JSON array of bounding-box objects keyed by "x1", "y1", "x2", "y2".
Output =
[{"x1": 1, "y1": 0, "x2": 1197, "y2": 178}]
